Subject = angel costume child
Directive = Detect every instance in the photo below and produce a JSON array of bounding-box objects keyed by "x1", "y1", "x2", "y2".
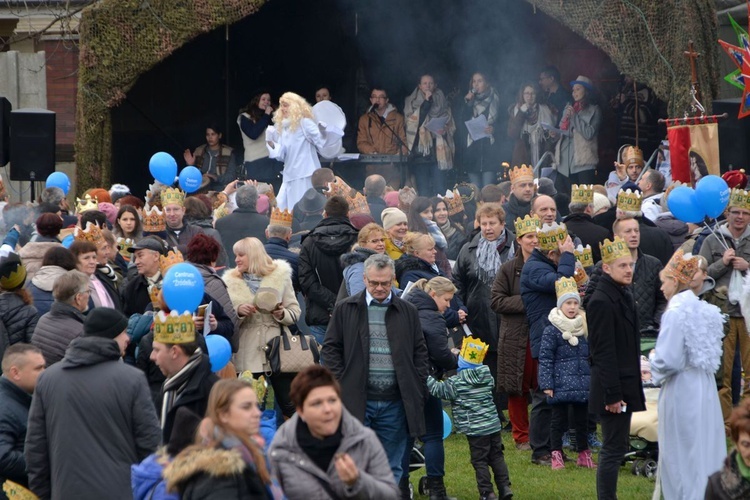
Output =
[{"x1": 651, "y1": 250, "x2": 726, "y2": 500}]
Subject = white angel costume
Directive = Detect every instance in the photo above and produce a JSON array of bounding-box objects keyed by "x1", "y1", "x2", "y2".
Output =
[{"x1": 651, "y1": 289, "x2": 726, "y2": 500}]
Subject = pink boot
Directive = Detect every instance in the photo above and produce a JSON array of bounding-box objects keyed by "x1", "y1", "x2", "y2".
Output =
[
  {"x1": 576, "y1": 449, "x2": 597, "y2": 469},
  {"x1": 551, "y1": 450, "x2": 565, "y2": 470}
]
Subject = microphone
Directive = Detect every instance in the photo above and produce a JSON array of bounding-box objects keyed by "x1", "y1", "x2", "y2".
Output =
[
  {"x1": 470, "y1": 88, "x2": 478, "y2": 95},
  {"x1": 367, "y1": 104, "x2": 375, "y2": 113},
  {"x1": 379, "y1": 115, "x2": 386, "y2": 124}
]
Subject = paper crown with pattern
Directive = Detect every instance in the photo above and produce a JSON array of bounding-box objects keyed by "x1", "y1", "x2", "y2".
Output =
[
  {"x1": 213, "y1": 203, "x2": 230, "y2": 221},
  {"x1": 729, "y1": 188, "x2": 750, "y2": 211},
  {"x1": 555, "y1": 276, "x2": 579, "y2": 300},
  {"x1": 537, "y1": 222, "x2": 568, "y2": 251},
  {"x1": 76, "y1": 193, "x2": 98, "y2": 213},
  {"x1": 574, "y1": 244, "x2": 594, "y2": 268},
  {"x1": 2, "y1": 480, "x2": 37, "y2": 500},
  {"x1": 600, "y1": 236, "x2": 631, "y2": 264},
  {"x1": 149, "y1": 283, "x2": 163, "y2": 310},
  {"x1": 269, "y1": 207, "x2": 293, "y2": 228},
  {"x1": 622, "y1": 145, "x2": 644, "y2": 167},
  {"x1": 142, "y1": 203, "x2": 166, "y2": 233},
  {"x1": 439, "y1": 189, "x2": 465, "y2": 216},
  {"x1": 160, "y1": 249, "x2": 183, "y2": 276},
  {"x1": 74, "y1": 221, "x2": 104, "y2": 248},
  {"x1": 459, "y1": 336, "x2": 489, "y2": 365},
  {"x1": 325, "y1": 176, "x2": 354, "y2": 198},
  {"x1": 117, "y1": 237, "x2": 135, "y2": 260},
  {"x1": 514, "y1": 214, "x2": 541, "y2": 237},
  {"x1": 571, "y1": 184, "x2": 594, "y2": 205},
  {"x1": 663, "y1": 249, "x2": 700, "y2": 284},
  {"x1": 573, "y1": 261, "x2": 589, "y2": 286},
  {"x1": 153, "y1": 310, "x2": 196, "y2": 344},
  {"x1": 161, "y1": 187, "x2": 185, "y2": 207},
  {"x1": 617, "y1": 189, "x2": 642, "y2": 213},
  {"x1": 508, "y1": 164, "x2": 534, "y2": 185},
  {"x1": 348, "y1": 192, "x2": 371, "y2": 216}
]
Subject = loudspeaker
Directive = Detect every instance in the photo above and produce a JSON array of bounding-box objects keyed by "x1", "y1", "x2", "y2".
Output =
[
  {"x1": 0, "y1": 97, "x2": 10, "y2": 166},
  {"x1": 713, "y1": 99, "x2": 750, "y2": 171},
  {"x1": 9, "y1": 108, "x2": 55, "y2": 181}
]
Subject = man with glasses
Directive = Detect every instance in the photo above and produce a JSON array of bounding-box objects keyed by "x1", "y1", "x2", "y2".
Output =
[
  {"x1": 357, "y1": 87, "x2": 408, "y2": 188},
  {"x1": 700, "y1": 190, "x2": 750, "y2": 429},
  {"x1": 322, "y1": 253, "x2": 429, "y2": 485},
  {"x1": 538, "y1": 66, "x2": 570, "y2": 122}
]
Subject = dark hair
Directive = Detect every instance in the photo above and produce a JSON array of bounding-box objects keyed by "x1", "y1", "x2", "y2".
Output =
[
  {"x1": 516, "y1": 81, "x2": 540, "y2": 107},
  {"x1": 315, "y1": 85, "x2": 332, "y2": 97},
  {"x1": 646, "y1": 169, "x2": 666, "y2": 194},
  {"x1": 187, "y1": 233, "x2": 220, "y2": 266},
  {"x1": 370, "y1": 86, "x2": 388, "y2": 97},
  {"x1": 69, "y1": 240, "x2": 98, "y2": 259},
  {"x1": 480, "y1": 184, "x2": 503, "y2": 203},
  {"x1": 41, "y1": 246, "x2": 77, "y2": 269},
  {"x1": 80, "y1": 210, "x2": 108, "y2": 229},
  {"x1": 115, "y1": 205, "x2": 142, "y2": 238},
  {"x1": 689, "y1": 150, "x2": 709, "y2": 178},
  {"x1": 540, "y1": 65, "x2": 561, "y2": 83},
  {"x1": 240, "y1": 91, "x2": 271, "y2": 122},
  {"x1": 117, "y1": 195, "x2": 144, "y2": 210},
  {"x1": 311, "y1": 168, "x2": 335, "y2": 189},
  {"x1": 205, "y1": 122, "x2": 224, "y2": 139},
  {"x1": 324, "y1": 196, "x2": 349, "y2": 218},
  {"x1": 729, "y1": 398, "x2": 750, "y2": 443},
  {"x1": 407, "y1": 196, "x2": 432, "y2": 234},
  {"x1": 184, "y1": 197, "x2": 211, "y2": 220},
  {"x1": 289, "y1": 365, "x2": 342, "y2": 408},
  {"x1": 38, "y1": 202, "x2": 61, "y2": 214},
  {"x1": 36, "y1": 213, "x2": 63, "y2": 238}
]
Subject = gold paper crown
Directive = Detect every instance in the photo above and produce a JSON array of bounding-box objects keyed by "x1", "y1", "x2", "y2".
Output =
[
  {"x1": 600, "y1": 236, "x2": 631, "y2": 264},
  {"x1": 509, "y1": 164, "x2": 534, "y2": 184},
  {"x1": 269, "y1": 207, "x2": 293, "y2": 228},
  {"x1": 348, "y1": 192, "x2": 371, "y2": 216},
  {"x1": 515, "y1": 214, "x2": 541, "y2": 237},
  {"x1": 142, "y1": 203, "x2": 165, "y2": 233},
  {"x1": 161, "y1": 187, "x2": 185, "y2": 207},
  {"x1": 2, "y1": 480, "x2": 38, "y2": 500},
  {"x1": 160, "y1": 249, "x2": 183, "y2": 276},
  {"x1": 74, "y1": 221, "x2": 104, "y2": 248},
  {"x1": 325, "y1": 176, "x2": 354, "y2": 198},
  {"x1": 555, "y1": 276, "x2": 579, "y2": 300},
  {"x1": 622, "y1": 145, "x2": 644, "y2": 167},
  {"x1": 117, "y1": 237, "x2": 135, "y2": 260},
  {"x1": 149, "y1": 283, "x2": 162, "y2": 309},
  {"x1": 574, "y1": 244, "x2": 594, "y2": 268},
  {"x1": 664, "y1": 249, "x2": 700, "y2": 284},
  {"x1": 617, "y1": 189, "x2": 642, "y2": 213},
  {"x1": 440, "y1": 189, "x2": 465, "y2": 216},
  {"x1": 213, "y1": 202, "x2": 230, "y2": 221},
  {"x1": 537, "y1": 222, "x2": 568, "y2": 251},
  {"x1": 153, "y1": 310, "x2": 196, "y2": 344},
  {"x1": 76, "y1": 193, "x2": 98, "y2": 213},
  {"x1": 571, "y1": 184, "x2": 594, "y2": 205},
  {"x1": 574, "y1": 261, "x2": 589, "y2": 286},
  {"x1": 459, "y1": 336, "x2": 489, "y2": 364},
  {"x1": 729, "y1": 188, "x2": 750, "y2": 211}
]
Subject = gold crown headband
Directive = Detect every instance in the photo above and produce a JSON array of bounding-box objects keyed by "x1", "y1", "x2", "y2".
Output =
[
  {"x1": 269, "y1": 207, "x2": 293, "y2": 228},
  {"x1": 509, "y1": 164, "x2": 534, "y2": 185},
  {"x1": 459, "y1": 336, "x2": 489, "y2": 364},
  {"x1": 161, "y1": 187, "x2": 185, "y2": 207},
  {"x1": 74, "y1": 221, "x2": 104, "y2": 248},
  {"x1": 617, "y1": 189, "x2": 642, "y2": 213},
  {"x1": 574, "y1": 244, "x2": 594, "y2": 268},
  {"x1": 600, "y1": 236, "x2": 631, "y2": 264},
  {"x1": 142, "y1": 203, "x2": 165, "y2": 233},
  {"x1": 515, "y1": 214, "x2": 541, "y2": 237},
  {"x1": 571, "y1": 184, "x2": 594, "y2": 205},
  {"x1": 160, "y1": 249, "x2": 183, "y2": 276},
  {"x1": 555, "y1": 276, "x2": 579, "y2": 300},
  {"x1": 76, "y1": 194, "x2": 98, "y2": 213},
  {"x1": 440, "y1": 189, "x2": 465, "y2": 216},
  {"x1": 153, "y1": 310, "x2": 196, "y2": 344},
  {"x1": 729, "y1": 188, "x2": 750, "y2": 211},
  {"x1": 663, "y1": 250, "x2": 700, "y2": 284},
  {"x1": 537, "y1": 222, "x2": 568, "y2": 251}
]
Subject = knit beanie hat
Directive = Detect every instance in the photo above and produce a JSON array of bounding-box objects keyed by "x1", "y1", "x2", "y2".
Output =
[
  {"x1": 457, "y1": 356, "x2": 481, "y2": 372},
  {"x1": 98, "y1": 202, "x2": 118, "y2": 227},
  {"x1": 83, "y1": 308, "x2": 129, "y2": 340},
  {"x1": 0, "y1": 249, "x2": 26, "y2": 291},
  {"x1": 381, "y1": 207, "x2": 407, "y2": 230},
  {"x1": 109, "y1": 183, "x2": 131, "y2": 204},
  {"x1": 556, "y1": 290, "x2": 581, "y2": 309},
  {"x1": 383, "y1": 191, "x2": 400, "y2": 207},
  {"x1": 555, "y1": 277, "x2": 581, "y2": 309},
  {"x1": 592, "y1": 192, "x2": 610, "y2": 214}
]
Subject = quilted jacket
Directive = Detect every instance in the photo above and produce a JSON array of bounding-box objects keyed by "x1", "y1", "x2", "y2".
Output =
[
  {"x1": 0, "y1": 292, "x2": 38, "y2": 352},
  {"x1": 538, "y1": 322, "x2": 591, "y2": 404}
]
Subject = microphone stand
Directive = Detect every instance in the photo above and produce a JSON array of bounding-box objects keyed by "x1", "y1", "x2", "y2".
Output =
[{"x1": 371, "y1": 109, "x2": 411, "y2": 188}]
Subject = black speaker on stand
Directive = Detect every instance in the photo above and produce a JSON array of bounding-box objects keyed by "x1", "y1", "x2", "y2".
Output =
[
  {"x1": 0, "y1": 97, "x2": 10, "y2": 167},
  {"x1": 10, "y1": 108, "x2": 56, "y2": 201}
]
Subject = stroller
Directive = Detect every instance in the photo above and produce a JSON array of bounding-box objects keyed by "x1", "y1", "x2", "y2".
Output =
[{"x1": 625, "y1": 347, "x2": 660, "y2": 480}]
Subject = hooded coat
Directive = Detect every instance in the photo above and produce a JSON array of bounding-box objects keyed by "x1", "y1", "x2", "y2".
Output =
[
  {"x1": 0, "y1": 292, "x2": 37, "y2": 350},
  {"x1": 404, "y1": 288, "x2": 457, "y2": 377},
  {"x1": 27, "y1": 265, "x2": 68, "y2": 319},
  {"x1": 0, "y1": 377, "x2": 32, "y2": 494}
]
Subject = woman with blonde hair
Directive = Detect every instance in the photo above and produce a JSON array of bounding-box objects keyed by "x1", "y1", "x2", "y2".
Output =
[
  {"x1": 266, "y1": 92, "x2": 327, "y2": 210},
  {"x1": 163, "y1": 379, "x2": 283, "y2": 499},
  {"x1": 223, "y1": 237, "x2": 301, "y2": 418}
]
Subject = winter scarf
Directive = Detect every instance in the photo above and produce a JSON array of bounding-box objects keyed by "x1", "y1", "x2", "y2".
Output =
[
  {"x1": 220, "y1": 433, "x2": 285, "y2": 500},
  {"x1": 161, "y1": 348, "x2": 204, "y2": 429},
  {"x1": 559, "y1": 101, "x2": 586, "y2": 131},
  {"x1": 467, "y1": 88, "x2": 500, "y2": 147},
  {"x1": 404, "y1": 88, "x2": 455, "y2": 170},
  {"x1": 548, "y1": 308, "x2": 587, "y2": 346},
  {"x1": 439, "y1": 219, "x2": 457, "y2": 240},
  {"x1": 242, "y1": 273, "x2": 263, "y2": 294},
  {"x1": 475, "y1": 231, "x2": 512, "y2": 287},
  {"x1": 425, "y1": 219, "x2": 447, "y2": 249},
  {"x1": 511, "y1": 103, "x2": 554, "y2": 166}
]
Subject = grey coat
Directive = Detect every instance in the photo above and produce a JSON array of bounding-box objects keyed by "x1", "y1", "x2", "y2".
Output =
[
  {"x1": 31, "y1": 302, "x2": 86, "y2": 366},
  {"x1": 193, "y1": 263, "x2": 239, "y2": 350},
  {"x1": 268, "y1": 410, "x2": 399, "y2": 499},
  {"x1": 699, "y1": 223, "x2": 750, "y2": 317},
  {"x1": 25, "y1": 336, "x2": 160, "y2": 500}
]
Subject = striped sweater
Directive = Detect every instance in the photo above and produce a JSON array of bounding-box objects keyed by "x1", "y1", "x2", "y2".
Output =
[{"x1": 427, "y1": 365, "x2": 501, "y2": 437}]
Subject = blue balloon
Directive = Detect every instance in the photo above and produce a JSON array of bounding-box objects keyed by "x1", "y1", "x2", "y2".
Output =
[
  {"x1": 668, "y1": 186, "x2": 706, "y2": 224},
  {"x1": 179, "y1": 166, "x2": 203, "y2": 193},
  {"x1": 695, "y1": 175, "x2": 731, "y2": 219},
  {"x1": 442, "y1": 410, "x2": 452, "y2": 440},
  {"x1": 46, "y1": 172, "x2": 70, "y2": 195},
  {"x1": 206, "y1": 335, "x2": 232, "y2": 372},
  {"x1": 61, "y1": 234, "x2": 74, "y2": 248},
  {"x1": 149, "y1": 152, "x2": 178, "y2": 185},
  {"x1": 162, "y1": 262, "x2": 204, "y2": 313}
]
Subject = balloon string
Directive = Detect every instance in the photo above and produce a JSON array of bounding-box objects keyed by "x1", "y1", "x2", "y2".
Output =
[{"x1": 703, "y1": 220, "x2": 730, "y2": 251}]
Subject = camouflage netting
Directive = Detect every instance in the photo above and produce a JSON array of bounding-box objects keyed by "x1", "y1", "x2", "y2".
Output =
[
  {"x1": 75, "y1": 0, "x2": 266, "y2": 192},
  {"x1": 526, "y1": 0, "x2": 720, "y2": 116}
]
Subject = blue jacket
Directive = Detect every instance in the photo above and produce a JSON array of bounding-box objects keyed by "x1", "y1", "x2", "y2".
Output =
[
  {"x1": 538, "y1": 322, "x2": 591, "y2": 404},
  {"x1": 405, "y1": 289, "x2": 458, "y2": 377},
  {"x1": 265, "y1": 237, "x2": 299, "y2": 292},
  {"x1": 520, "y1": 249, "x2": 576, "y2": 358},
  {"x1": 131, "y1": 453, "x2": 179, "y2": 500}
]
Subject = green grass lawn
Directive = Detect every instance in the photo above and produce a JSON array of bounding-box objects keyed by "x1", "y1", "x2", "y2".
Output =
[{"x1": 409, "y1": 430, "x2": 656, "y2": 500}]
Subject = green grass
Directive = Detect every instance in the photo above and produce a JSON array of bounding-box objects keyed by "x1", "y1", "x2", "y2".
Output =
[{"x1": 409, "y1": 430, "x2": 656, "y2": 500}]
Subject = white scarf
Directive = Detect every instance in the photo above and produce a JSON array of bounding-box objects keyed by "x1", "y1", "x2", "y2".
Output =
[{"x1": 547, "y1": 308, "x2": 587, "y2": 346}]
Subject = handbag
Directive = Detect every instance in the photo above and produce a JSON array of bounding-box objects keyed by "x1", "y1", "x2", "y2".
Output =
[{"x1": 265, "y1": 327, "x2": 321, "y2": 374}]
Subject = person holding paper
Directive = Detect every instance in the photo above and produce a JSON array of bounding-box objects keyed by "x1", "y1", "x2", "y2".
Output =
[
  {"x1": 507, "y1": 82, "x2": 555, "y2": 168},
  {"x1": 463, "y1": 72, "x2": 500, "y2": 189},
  {"x1": 404, "y1": 74, "x2": 455, "y2": 197}
]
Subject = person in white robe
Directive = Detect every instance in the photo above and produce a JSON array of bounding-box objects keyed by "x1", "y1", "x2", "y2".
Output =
[{"x1": 651, "y1": 249, "x2": 726, "y2": 500}]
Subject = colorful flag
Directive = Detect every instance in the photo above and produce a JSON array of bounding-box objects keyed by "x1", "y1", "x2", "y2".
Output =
[{"x1": 666, "y1": 118, "x2": 720, "y2": 186}]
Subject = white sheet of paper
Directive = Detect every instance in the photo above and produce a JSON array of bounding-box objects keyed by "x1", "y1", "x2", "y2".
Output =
[
  {"x1": 203, "y1": 301, "x2": 212, "y2": 337},
  {"x1": 337, "y1": 153, "x2": 360, "y2": 161},
  {"x1": 424, "y1": 115, "x2": 449, "y2": 135},
  {"x1": 464, "y1": 115, "x2": 490, "y2": 141},
  {"x1": 401, "y1": 281, "x2": 416, "y2": 298},
  {"x1": 541, "y1": 122, "x2": 568, "y2": 136}
]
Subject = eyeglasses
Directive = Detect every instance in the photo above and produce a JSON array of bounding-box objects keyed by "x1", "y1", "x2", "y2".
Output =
[
  {"x1": 729, "y1": 210, "x2": 750, "y2": 217},
  {"x1": 366, "y1": 279, "x2": 392, "y2": 289},
  {"x1": 367, "y1": 238, "x2": 386, "y2": 244}
]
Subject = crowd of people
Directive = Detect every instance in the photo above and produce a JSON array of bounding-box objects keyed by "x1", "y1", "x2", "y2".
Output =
[{"x1": 0, "y1": 71, "x2": 747, "y2": 500}]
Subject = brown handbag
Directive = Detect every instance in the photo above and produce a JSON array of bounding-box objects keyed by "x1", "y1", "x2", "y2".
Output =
[{"x1": 264, "y1": 327, "x2": 321, "y2": 374}]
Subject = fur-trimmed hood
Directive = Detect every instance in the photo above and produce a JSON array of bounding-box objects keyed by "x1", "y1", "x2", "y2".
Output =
[
  {"x1": 163, "y1": 446, "x2": 245, "y2": 492},
  {"x1": 223, "y1": 259, "x2": 292, "y2": 308}
]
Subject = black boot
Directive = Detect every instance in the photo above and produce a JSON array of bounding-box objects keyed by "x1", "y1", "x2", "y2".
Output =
[
  {"x1": 427, "y1": 476, "x2": 457, "y2": 500},
  {"x1": 498, "y1": 484, "x2": 513, "y2": 500},
  {"x1": 399, "y1": 476, "x2": 412, "y2": 500}
]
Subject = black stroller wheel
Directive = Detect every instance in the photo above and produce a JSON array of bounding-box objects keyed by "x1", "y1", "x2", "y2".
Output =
[
  {"x1": 642, "y1": 459, "x2": 657, "y2": 479},
  {"x1": 418, "y1": 476, "x2": 429, "y2": 495},
  {"x1": 632, "y1": 459, "x2": 644, "y2": 476}
]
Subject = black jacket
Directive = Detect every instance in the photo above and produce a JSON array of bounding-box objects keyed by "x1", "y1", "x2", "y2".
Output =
[
  {"x1": 214, "y1": 207, "x2": 270, "y2": 266},
  {"x1": 0, "y1": 293, "x2": 38, "y2": 354},
  {"x1": 503, "y1": 194, "x2": 531, "y2": 227},
  {"x1": 0, "y1": 377, "x2": 32, "y2": 493},
  {"x1": 322, "y1": 291, "x2": 429, "y2": 437},
  {"x1": 584, "y1": 252, "x2": 666, "y2": 331},
  {"x1": 264, "y1": 238, "x2": 299, "y2": 292},
  {"x1": 298, "y1": 217, "x2": 358, "y2": 326},
  {"x1": 121, "y1": 273, "x2": 157, "y2": 317},
  {"x1": 366, "y1": 196, "x2": 386, "y2": 226},
  {"x1": 562, "y1": 212, "x2": 610, "y2": 263},
  {"x1": 593, "y1": 208, "x2": 673, "y2": 266},
  {"x1": 31, "y1": 302, "x2": 86, "y2": 366},
  {"x1": 452, "y1": 231, "x2": 515, "y2": 351},
  {"x1": 586, "y1": 274, "x2": 646, "y2": 415},
  {"x1": 405, "y1": 289, "x2": 458, "y2": 378}
]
